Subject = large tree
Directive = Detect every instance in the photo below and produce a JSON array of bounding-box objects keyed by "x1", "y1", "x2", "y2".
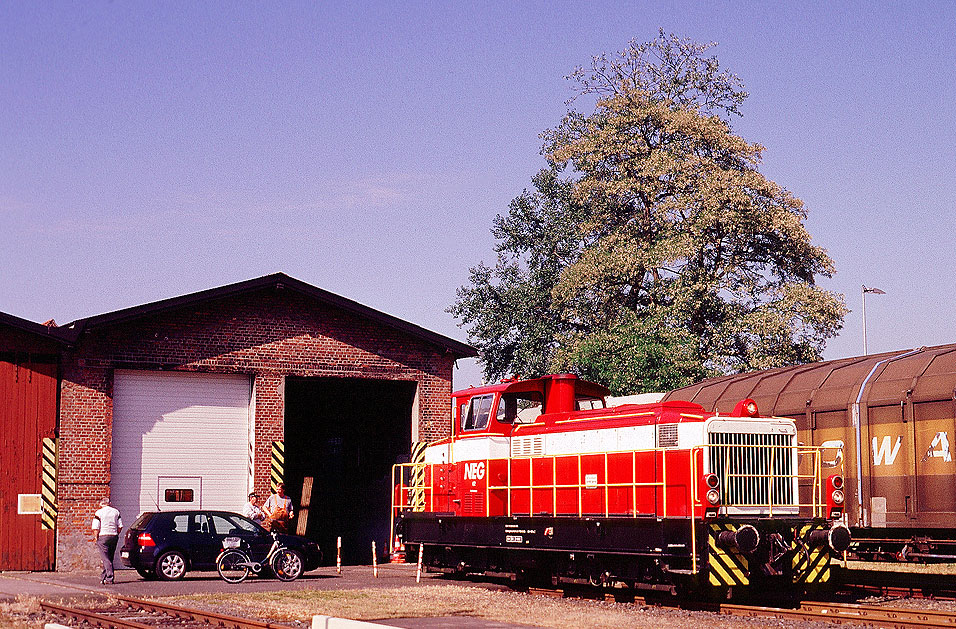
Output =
[{"x1": 451, "y1": 31, "x2": 846, "y2": 394}]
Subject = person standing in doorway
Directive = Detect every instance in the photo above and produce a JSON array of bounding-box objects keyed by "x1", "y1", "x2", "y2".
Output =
[
  {"x1": 263, "y1": 482, "x2": 293, "y2": 533},
  {"x1": 92, "y1": 498, "x2": 123, "y2": 585}
]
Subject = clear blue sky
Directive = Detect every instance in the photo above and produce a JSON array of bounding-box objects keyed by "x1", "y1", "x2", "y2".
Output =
[{"x1": 2, "y1": 1, "x2": 954, "y2": 389}]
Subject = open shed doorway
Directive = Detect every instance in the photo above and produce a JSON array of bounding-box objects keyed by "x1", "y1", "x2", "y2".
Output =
[{"x1": 284, "y1": 376, "x2": 416, "y2": 565}]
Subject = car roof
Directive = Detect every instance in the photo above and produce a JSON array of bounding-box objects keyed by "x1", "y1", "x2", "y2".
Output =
[{"x1": 146, "y1": 510, "x2": 246, "y2": 517}]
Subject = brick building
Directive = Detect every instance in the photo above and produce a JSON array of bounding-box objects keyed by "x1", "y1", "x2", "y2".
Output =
[{"x1": 0, "y1": 273, "x2": 474, "y2": 570}]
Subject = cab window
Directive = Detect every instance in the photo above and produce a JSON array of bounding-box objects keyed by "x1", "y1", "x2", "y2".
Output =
[
  {"x1": 462, "y1": 394, "x2": 494, "y2": 431},
  {"x1": 497, "y1": 392, "x2": 544, "y2": 424},
  {"x1": 576, "y1": 396, "x2": 606, "y2": 411}
]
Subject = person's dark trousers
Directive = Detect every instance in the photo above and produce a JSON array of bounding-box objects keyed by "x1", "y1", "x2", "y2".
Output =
[{"x1": 96, "y1": 534, "x2": 118, "y2": 583}]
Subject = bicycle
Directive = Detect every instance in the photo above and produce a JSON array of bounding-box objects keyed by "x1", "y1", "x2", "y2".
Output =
[{"x1": 216, "y1": 531, "x2": 304, "y2": 583}]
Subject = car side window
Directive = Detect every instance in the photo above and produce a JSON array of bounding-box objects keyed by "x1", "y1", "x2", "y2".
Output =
[
  {"x1": 171, "y1": 515, "x2": 189, "y2": 533},
  {"x1": 210, "y1": 515, "x2": 240, "y2": 536},
  {"x1": 190, "y1": 513, "x2": 211, "y2": 534}
]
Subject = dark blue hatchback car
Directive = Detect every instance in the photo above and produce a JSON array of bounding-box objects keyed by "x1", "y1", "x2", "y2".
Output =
[{"x1": 120, "y1": 510, "x2": 322, "y2": 580}]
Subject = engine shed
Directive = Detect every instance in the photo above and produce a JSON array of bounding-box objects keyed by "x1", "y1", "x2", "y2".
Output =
[{"x1": 0, "y1": 273, "x2": 474, "y2": 570}]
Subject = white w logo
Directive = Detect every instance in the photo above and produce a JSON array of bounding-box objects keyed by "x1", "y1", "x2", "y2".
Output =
[{"x1": 872, "y1": 435, "x2": 902, "y2": 466}]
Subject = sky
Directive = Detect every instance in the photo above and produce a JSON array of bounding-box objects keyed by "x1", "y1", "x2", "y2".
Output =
[{"x1": 2, "y1": 1, "x2": 955, "y2": 390}]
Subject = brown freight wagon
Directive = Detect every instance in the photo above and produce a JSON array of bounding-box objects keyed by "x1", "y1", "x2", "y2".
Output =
[{"x1": 664, "y1": 343, "x2": 956, "y2": 562}]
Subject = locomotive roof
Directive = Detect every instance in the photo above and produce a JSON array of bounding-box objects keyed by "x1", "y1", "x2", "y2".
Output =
[{"x1": 451, "y1": 374, "x2": 612, "y2": 399}]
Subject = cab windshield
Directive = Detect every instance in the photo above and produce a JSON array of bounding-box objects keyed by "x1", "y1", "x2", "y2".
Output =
[{"x1": 462, "y1": 394, "x2": 494, "y2": 431}]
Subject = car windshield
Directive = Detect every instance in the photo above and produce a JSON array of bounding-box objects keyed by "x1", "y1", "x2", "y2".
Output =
[{"x1": 211, "y1": 513, "x2": 265, "y2": 536}]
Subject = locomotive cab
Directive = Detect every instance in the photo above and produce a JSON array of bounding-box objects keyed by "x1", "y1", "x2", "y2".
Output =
[{"x1": 454, "y1": 374, "x2": 609, "y2": 437}]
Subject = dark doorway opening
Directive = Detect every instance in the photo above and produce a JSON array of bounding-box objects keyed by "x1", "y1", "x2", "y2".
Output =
[{"x1": 284, "y1": 377, "x2": 416, "y2": 565}]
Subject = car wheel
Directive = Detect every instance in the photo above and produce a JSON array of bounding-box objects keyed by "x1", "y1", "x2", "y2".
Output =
[
  {"x1": 135, "y1": 567, "x2": 157, "y2": 580},
  {"x1": 156, "y1": 550, "x2": 187, "y2": 580},
  {"x1": 271, "y1": 549, "x2": 303, "y2": 581}
]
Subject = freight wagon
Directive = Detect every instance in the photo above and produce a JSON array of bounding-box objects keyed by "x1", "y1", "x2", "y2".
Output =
[
  {"x1": 392, "y1": 374, "x2": 849, "y2": 598},
  {"x1": 664, "y1": 343, "x2": 956, "y2": 562}
]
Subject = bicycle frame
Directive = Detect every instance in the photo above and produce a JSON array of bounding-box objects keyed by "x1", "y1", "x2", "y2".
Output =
[{"x1": 222, "y1": 532, "x2": 286, "y2": 573}]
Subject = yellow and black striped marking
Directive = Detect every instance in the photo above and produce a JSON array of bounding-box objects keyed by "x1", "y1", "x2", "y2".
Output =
[
  {"x1": 41, "y1": 437, "x2": 57, "y2": 530},
  {"x1": 270, "y1": 441, "x2": 284, "y2": 492},
  {"x1": 708, "y1": 523, "x2": 749, "y2": 586},
  {"x1": 410, "y1": 441, "x2": 427, "y2": 511},
  {"x1": 792, "y1": 524, "x2": 831, "y2": 584}
]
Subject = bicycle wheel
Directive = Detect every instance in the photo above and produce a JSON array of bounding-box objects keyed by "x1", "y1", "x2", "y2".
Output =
[
  {"x1": 271, "y1": 548, "x2": 303, "y2": 581},
  {"x1": 217, "y1": 549, "x2": 251, "y2": 583}
]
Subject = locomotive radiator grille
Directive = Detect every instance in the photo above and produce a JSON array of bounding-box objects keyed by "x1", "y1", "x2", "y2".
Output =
[{"x1": 708, "y1": 432, "x2": 795, "y2": 511}]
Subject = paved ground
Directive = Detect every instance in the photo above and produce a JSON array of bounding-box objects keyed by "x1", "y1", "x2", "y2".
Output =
[{"x1": 0, "y1": 564, "x2": 524, "y2": 628}]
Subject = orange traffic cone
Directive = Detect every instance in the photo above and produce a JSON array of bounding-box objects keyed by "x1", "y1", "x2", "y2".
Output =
[{"x1": 390, "y1": 535, "x2": 406, "y2": 563}]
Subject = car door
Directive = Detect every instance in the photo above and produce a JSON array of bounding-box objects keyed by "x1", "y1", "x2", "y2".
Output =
[{"x1": 186, "y1": 512, "x2": 221, "y2": 569}]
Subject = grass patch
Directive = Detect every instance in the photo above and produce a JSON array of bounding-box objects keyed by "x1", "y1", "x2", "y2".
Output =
[
  {"x1": 844, "y1": 560, "x2": 956, "y2": 575},
  {"x1": 0, "y1": 597, "x2": 43, "y2": 629},
  {"x1": 161, "y1": 584, "x2": 662, "y2": 627}
]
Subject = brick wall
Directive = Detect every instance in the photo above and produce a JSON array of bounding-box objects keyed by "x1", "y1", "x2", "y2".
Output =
[{"x1": 57, "y1": 287, "x2": 456, "y2": 567}]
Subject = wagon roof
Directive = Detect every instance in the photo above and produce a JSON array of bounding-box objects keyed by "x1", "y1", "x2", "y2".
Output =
[{"x1": 663, "y1": 344, "x2": 956, "y2": 415}]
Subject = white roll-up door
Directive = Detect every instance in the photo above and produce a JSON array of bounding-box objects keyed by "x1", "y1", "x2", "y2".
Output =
[{"x1": 111, "y1": 370, "x2": 252, "y2": 530}]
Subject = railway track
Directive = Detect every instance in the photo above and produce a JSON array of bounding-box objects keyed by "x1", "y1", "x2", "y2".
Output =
[
  {"x1": 524, "y1": 585, "x2": 956, "y2": 628},
  {"x1": 39, "y1": 595, "x2": 291, "y2": 629},
  {"x1": 722, "y1": 601, "x2": 956, "y2": 628},
  {"x1": 840, "y1": 567, "x2": 956, "y2": 599},
  {"x1": 29, "y1": 578, "x2": 956, "y2": 629}
]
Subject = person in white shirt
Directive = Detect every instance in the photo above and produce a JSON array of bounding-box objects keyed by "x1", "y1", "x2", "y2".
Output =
[
  {"x1": 263, "y1": 483, "x2": 293, "y2": 532},
  {"x1": 242, "y1": 492, "x2": 265, "y2": 523},
  {"x1": 91, "y1": 497, "x2": 123, "y2": 585}
]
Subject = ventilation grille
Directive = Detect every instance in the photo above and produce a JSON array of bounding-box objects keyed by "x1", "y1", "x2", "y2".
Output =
[
  {"x1": 511, "y1": 436, "x2": 545, "y2": 457},
  {"x1": 462, "y1": 491, "x2": 485, "y2": 515},
  {"x1": 657, "y1": 423, "x2": 678, "y2": 447},
  {"x1": 708, "y1": 431, "x2": 794, "y2": 506}
]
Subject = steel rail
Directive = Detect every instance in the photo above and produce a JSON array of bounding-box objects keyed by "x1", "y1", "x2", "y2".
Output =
[
  {"x1": 39, "y1": 600, "x2": 154, "y2": 629},
  {"x1": 525, "y1": 583, "x2": 956, "y2": 628},
  {"x1": 112, "y1": 594, "x2": 290, "y2": 629},
  {"x1": 41, "y1": 596, "x2": 292, "y2": 629},
  {"x1": 801, "y1": 601, "x2": 956, "y2": 626},
  {"x1": 721, "y1": 602, "x2": 956, "y2": 628}
]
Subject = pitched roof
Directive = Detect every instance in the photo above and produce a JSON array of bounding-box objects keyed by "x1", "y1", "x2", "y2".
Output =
[
  {"x1": 0, "y1": 310, "x2": 69, "y2": 344},
  {"x1": 57, "y1": 272, "x2": 476, "y2": 357}
]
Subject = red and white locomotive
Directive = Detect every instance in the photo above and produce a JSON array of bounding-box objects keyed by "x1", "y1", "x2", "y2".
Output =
[{"x1": 393, "y1": 374, "x2": 850, "y2": 596}]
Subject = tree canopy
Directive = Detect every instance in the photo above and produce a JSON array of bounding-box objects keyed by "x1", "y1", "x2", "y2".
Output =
[{"x1": 450, "y1": 31, "x2": 847, "y2": 394}]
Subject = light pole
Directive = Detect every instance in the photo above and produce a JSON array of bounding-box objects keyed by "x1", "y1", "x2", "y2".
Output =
[{"x1": 862, "y1": 284, "x2": 886, "y2": 355}]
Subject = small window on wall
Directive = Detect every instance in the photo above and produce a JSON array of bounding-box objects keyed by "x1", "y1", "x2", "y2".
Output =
[
  {"x1": 164, "y1": 488, "x2": 194, "y2": 503},
  {"x1": 462, "y1": 394, "x2": 494, "y2": 431}
]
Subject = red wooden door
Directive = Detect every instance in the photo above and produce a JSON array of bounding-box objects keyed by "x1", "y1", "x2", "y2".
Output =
[{"x1": 0, "y1": 359, "x2": 57, "y2": 570}]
